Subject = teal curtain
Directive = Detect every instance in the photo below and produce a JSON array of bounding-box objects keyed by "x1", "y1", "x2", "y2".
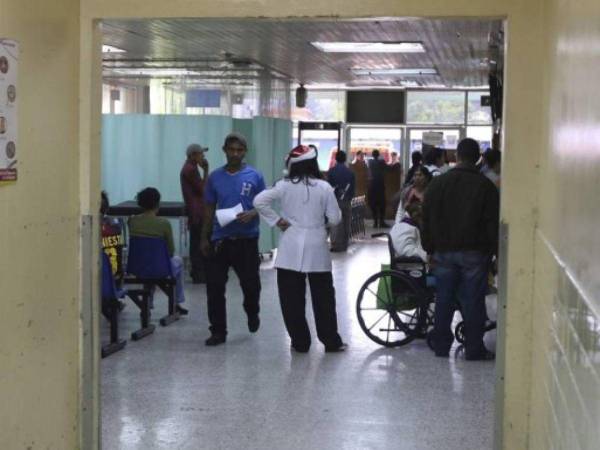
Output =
[{"x1": 102, "y1": 114, "x2": 231, "y2": 204}]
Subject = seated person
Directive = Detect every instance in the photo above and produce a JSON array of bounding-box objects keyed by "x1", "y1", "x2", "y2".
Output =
[
  {"x1": 100, "y1": 190, "x2": 126, "y2": 312},
  {"x1": 101, "y1": 191, "x2": 125, "y2": 281},
  {"x1": 128, "y1": 187, "x2": 188, "y2": 315},
  {"x1": 390, "y1": 202, "x2": 427, "y2": 262}
]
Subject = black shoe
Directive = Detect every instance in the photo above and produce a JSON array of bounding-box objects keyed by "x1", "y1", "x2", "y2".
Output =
[
  {"x1": 379, "y1": 222, "x2": 391, "y2": 229},
  {"x1": 291, "y1": 345, "x2": 309, "y2": 353},
  {"x1": 176, "y1": 305, "x2": 188, "y2": 315},
  {"x1": 248, "y1": 315, "x2": 260, "y2": 333},
  {"x1": 325, "y1": 343, "x2": 348, "y2": 353},
  {"x1": 434, "y1": 351, "x2": 450, "y2": 358},
  {"x1": 205, "y1": 334, "x2": 226, "y2": 346},
  {"x1": 465, "y1": 350, "x2": 495, "y2": 361}
]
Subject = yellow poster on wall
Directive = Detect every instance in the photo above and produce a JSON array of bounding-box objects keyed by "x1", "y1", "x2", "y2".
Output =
[{"x1": 0, "y1": 39, "x2": 18, "y2": 185}]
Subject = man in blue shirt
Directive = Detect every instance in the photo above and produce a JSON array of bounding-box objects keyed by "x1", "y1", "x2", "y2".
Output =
[
  {"x1": 327, "y1": 150, "x2": 355, "y2": 252},
  {"x1": 201, "y1": 133, "x2": 266, "y2": 346}
]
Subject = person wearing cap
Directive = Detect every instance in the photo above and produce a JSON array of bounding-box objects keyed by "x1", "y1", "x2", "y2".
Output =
[
  {"x1": 180, "y1": 143, "x2": 209, "y2": 284},
  {"x1": 201, "y1": 132, "x2": 266, "y2": 346},
  {"x1": 253, "y1": 145, "x2": 347, "y2": 353}
]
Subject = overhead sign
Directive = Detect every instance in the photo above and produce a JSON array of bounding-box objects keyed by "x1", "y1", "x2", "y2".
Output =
[
  {"x1": 0, "y1": 39, "x2": 18, "y2": 184},
  {"x1": 422, "y1": 131, "x2": 443, "y2": 147}
]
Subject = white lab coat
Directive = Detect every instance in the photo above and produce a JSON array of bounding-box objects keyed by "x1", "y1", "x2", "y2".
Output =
[
  {"x1": 389, "y1": 218, "x2": 428, "y2": 262},
  {"x1": 253, "y1": 178, "x2": 341, "y2": 272}
]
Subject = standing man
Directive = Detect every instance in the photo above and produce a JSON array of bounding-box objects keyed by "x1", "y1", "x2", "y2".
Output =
[
  {"x1": 327, "y1": 150, "x2": 355, "y2": 252},
  {"x1": 422, "y1": 138, "x2": 499, "y2": 361},
  {"x1": 367, "y1": 149, "x2": 389, "y2": 228},
  {"x1": 180, "y1": 143, "x2": 209, "y2": 284},
  {"x1": 201, "y1": 133, "x2": 266, "y2": 346}
]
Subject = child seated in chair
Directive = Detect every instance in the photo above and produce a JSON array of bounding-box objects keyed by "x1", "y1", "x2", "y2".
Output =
[
  {"x1": 390, "y1": 202, "x2": 427, "y2": 262},
  {"x1": 128, "y1": 187, "x2": 188, "y2": 315}
]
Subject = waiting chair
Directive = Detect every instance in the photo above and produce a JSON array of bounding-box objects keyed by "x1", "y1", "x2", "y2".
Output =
[
  {"x1": 125, "y1": 236, "x2": 179, "y2": 327},
  {"x1": 102, "y1": 252, "x2": 155, "y2": 351}
]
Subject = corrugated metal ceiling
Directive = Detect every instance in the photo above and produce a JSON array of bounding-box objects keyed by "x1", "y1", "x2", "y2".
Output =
[{"x1": 102, "y1": 18, "x2": 503, "y2": 88}]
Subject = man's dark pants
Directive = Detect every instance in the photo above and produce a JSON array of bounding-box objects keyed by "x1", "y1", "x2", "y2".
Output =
[
  {"x1": 368, "y1": 181, "x2": 386, "y2": 226},
  {"x1": 432, "y1": 251, "x2": 490, "y2": 358},
  {"x1": 206, "y1": 237, "x2": 261, "y2": 335},
  {"x1": 189, "y1": 222, "x2": 206, "y2": 281}
]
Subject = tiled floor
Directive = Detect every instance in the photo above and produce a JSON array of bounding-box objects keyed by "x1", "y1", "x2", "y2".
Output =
[{"x1": 101, "y1": 235, "x2": 497, "y2": 450}]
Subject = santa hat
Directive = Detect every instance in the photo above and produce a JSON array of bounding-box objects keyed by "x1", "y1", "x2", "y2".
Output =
[{"x1": 286, "y1": 145, "x2": 317, "y2": 169}]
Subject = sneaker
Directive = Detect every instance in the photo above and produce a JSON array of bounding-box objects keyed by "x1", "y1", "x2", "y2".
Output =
[
  {"x1": 205, "y1": 334, "x2": 226, "y2": 346},
  {"x1": 176, "y1": 305, "x2": 188, "y2": 316},
  {"x1": 325, "y1": 343, "x2": 348, "y2": 353},
  {"x1": 248, "y1": 315, "x2": 260, "y2": 333},
  {"x1": 465, "y1": 350, "x2": 495, "y2": 361}
]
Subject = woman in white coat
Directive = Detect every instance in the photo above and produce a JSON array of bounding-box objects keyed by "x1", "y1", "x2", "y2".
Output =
[{"x1": 253, "y1": 145, "x2": 347, "y2": 353}]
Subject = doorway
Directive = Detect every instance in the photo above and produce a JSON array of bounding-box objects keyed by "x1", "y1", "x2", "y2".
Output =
[{"x1": 92, "y1": 16, "x2": 507, "y2": 450}]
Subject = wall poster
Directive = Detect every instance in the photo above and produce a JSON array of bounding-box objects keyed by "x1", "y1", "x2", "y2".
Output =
[{"x1": 0, "y1": 39, "x2": 18, "y2": 184}]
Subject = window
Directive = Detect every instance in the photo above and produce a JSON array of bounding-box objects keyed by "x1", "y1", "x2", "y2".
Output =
[
  {"x1": 467, "y1": 91, "x2": 492, "y2": 125},
  {"x1": 291, "y1": 90, "x2": 346, "y2": 122},
  {"x1": 406, "y1": 91, "x2": 464, "y2": 124}
]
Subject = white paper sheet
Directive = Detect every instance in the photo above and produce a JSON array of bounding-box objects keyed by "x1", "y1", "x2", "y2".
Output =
[{"x1": 216, "y1": 203, "x2": 244, "y2": 227}]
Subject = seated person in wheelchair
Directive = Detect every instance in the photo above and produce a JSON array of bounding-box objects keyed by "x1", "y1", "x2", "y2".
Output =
[
  {"x1": 390, "y1": 202, "x2": 427, "y2": 263},
  {"x1": 128, "y1": 187, "x2": 188, "y2": 315}
]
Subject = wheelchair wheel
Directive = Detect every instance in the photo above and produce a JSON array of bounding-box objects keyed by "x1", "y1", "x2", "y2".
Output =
[
  {"x1": 454, "y1": 322, "x2": 466, "y2": 344},
  {"x1": 356, "y1": 270, "x2": 428, "y2": 347}
]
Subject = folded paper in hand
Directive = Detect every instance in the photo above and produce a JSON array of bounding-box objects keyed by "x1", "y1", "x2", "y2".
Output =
[{"x1": 216, "y1": 203, "x2": 244, "y2": 227}]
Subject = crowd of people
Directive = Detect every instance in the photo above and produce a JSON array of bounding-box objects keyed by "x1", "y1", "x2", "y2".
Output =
[{"x1": 101, "y1": 132, "x2": 501, "y2": 360}]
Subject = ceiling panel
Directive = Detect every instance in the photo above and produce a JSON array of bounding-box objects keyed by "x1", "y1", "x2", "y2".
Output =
[{"x1": 102, "y1": 18, "x2": 503, "y2": 88}]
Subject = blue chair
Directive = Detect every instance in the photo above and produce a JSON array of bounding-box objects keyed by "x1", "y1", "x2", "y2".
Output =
[
  {"x1": 101, "y1": 252, "x2": 127, "y2": 357},
  {"x1": 125, "y1": 236, "x2": 180, "y2": 327},
  {"x1": 102, "y1": 251, "x2": 156, "y2": 349}
]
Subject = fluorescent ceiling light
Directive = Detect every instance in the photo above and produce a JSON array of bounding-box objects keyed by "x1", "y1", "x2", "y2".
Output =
[
  {"x1": 311, "y1": 42, "x2": 424, "y2": 53},
  {"x1": 352, "y1": 68, "x2": 437, "y2": 76},
  {"x1": 102, "y1": 45, "x2": 126, "y2": 53},
  {"x1": 108, "y1": 68, "x2": 202, "y2": 77}
]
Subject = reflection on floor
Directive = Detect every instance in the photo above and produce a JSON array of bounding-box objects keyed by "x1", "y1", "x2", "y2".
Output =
[{"x1": 102, "y1": 235, "x2": 497, "y2": 450}]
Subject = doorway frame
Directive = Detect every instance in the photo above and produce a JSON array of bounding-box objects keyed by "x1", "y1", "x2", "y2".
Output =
[{"x1": 80, "y1": 6, "x2": 546, "y2": 450}]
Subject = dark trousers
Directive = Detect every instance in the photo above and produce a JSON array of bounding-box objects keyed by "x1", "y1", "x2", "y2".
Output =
[
  {"x1": 330, "y1": 200, "x2": 351, "y2": 251},
  {"x1": 432, "y1": 251, "x2": 490, "y2": 357},
  {"x1": 206, "y1": 238, "x2": 261, "y2": 334},
  {"x1": 189, "y1": 222, "x2": 205, "y2": 280},
  {"x1": 276, "y1": 268, "x2": 343, "y2": 350},
  {"x1": 368, "y1": 182, "x2": 386, "y2": 226}
]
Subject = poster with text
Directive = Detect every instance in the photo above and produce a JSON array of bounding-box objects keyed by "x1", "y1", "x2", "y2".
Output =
[{"x1": 0, "y1": 39, "x2": 18, "y2": 184}]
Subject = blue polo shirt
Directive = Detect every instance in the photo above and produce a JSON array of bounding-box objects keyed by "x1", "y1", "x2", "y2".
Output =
[{"x1": 204, "y1": 164, "x2": 266, "y2": 241}]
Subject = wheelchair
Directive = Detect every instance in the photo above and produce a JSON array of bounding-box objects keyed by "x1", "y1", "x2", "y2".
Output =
[
  {"x1": 356, "y1": 233, "x2": 434, "y2": 347},
  {"x1": 356, "y1": 233, "x2": 496, "y2": 348}
]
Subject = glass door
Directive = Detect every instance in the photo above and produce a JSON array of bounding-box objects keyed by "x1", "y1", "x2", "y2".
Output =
[
  {"x1": 406, "y1": 127, "x2": 463, "y2": 165},
  {"x1": 346, "y1": 126, "x2": 404, "y2": 164}
]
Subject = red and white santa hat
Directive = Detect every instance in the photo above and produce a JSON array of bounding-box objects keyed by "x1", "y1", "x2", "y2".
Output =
[{"x1": 286, "y1": 144, "x2": 317, "y2": 169}]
